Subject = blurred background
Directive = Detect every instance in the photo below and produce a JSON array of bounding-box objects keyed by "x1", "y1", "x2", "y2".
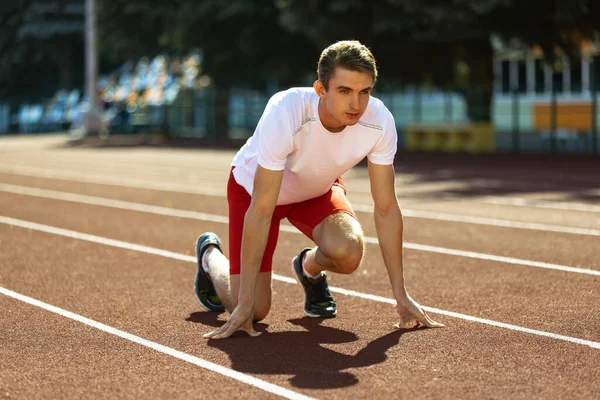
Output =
[{"x1": 1, "y1": 0, "x2": 600, "y2": 154}]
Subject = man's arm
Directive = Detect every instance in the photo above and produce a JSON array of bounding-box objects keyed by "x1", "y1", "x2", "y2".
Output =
[
  {"x1": 204, "y1": 165, "x2": 283, "y2": 339},
  {"x1": 368, "y1": 161, "x2": 407, "y2": 298},
  {"x1": 238, "y1": 165, "x2": 283, "y2": 306},
  {"x1": 368, "y1": 161, "x2": 443, "y2": 329}
]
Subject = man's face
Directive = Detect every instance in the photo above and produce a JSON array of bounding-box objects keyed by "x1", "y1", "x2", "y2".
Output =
[{"x1": 315, "y1": 67, "x2": 373, "y2": 132}]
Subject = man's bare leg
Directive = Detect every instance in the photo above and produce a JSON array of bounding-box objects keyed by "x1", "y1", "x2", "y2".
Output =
[
  {"x1": 303, "y1": 212, "x2": 365, "y2": 277},
  {"x1": 230, "y1": 273, "x2": 272, "y2": 322},
  {"x1": 203, "y1": 245, "x2": 272, "y2": 321},
  {"x1": 289, "y1": 212, "x2": 364, "y2": 318}
]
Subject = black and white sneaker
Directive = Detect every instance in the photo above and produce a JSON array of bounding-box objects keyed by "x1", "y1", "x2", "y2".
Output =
[
  {"x1": 194, "y1": 232, "x2": 225, "y2": 312},
  {"x1": 291, "y1": 248, "x2": 337, "y2": 318}
]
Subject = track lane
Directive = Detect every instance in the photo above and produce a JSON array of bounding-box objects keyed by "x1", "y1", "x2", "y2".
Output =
[
  {"x1": 0, "y1": 297, "x2": 285, "y2": 400},
  {"x1": 1, "y1": 168, "x2": 599, "y2": 231},
  {"x1": 1, "y1": 226, "x2": 599, "y2": 399},
  {"x1": 2, "y1": 137, "x2": 599, "y2": 399},
  {"x1": 0, "y1": 189, "x2": 598, "y2": 341},
  {"x1": 0, "y1": 180, "x2": 598, "y2": 270}
]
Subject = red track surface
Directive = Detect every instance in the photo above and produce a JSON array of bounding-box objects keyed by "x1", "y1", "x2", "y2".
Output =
[{"x1": 1, "y1": 135, "x2": 599, "y2": 399}]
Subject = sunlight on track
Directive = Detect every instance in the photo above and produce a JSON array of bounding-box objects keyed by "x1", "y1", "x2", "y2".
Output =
[
  {"x1": 0, "y1": 183, "x2": 598, "y2": 276},
  {"x1": 0, "y1": 285, "x2": 316, "y2": 400},
  {"x1": 1, "y1": 215, "x2": 598, "y2": 350}
]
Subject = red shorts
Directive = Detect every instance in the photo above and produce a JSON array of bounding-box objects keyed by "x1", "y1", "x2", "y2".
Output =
[{"x1": 227, "y1": 168, "x2": 357, "y2": 275}]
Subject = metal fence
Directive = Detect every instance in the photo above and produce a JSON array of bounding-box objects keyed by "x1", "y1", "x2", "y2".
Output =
[{"x1": 1, "y1": 86, "x2": 599, "y2": 155}]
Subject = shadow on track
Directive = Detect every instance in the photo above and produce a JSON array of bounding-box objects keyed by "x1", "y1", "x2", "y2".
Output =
[{"x1": 187, "y1": 312, "x2": 427, "y2": 389}]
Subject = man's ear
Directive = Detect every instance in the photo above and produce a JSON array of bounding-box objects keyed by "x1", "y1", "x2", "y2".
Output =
[{"x1": 313, "y1": 80, "x2": 325, "y2": 97}]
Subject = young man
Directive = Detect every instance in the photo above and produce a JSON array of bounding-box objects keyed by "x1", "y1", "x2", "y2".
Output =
[{"x1": 196, "y1": 40, "x2": 443, "y2": 339}]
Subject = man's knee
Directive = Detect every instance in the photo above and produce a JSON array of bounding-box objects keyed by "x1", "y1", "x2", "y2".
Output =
[
  {"x1": 253, "y1": 303, "x2": 271, "y2": 322},
  {"x1": 314, "y1": 213, "x2": 365, "y2": 274},
  {"x1": 231, "y1": 272, "x2": 272, "y2": 321},
  {"x1": 324, "y1": 233, "x2": 364, "y2": 274},
  {"x1": 253, "y1": 272, "x2": 272, "y2": 321}
]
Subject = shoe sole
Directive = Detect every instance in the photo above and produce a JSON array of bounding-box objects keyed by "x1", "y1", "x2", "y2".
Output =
[
  {"x1": 290, "y1": 257, "x2": 337, "y2": 318},
  {"x1": 194, "y1": 235, "x2": 224, "y2": 312},
  {"x1": 194, "y1": 272, "x2": 216, "y2": 312}
]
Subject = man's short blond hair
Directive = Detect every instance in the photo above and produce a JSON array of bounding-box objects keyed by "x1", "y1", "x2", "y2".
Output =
[{"x1": 317, "y1": 40, "x2": 378, "y2": 90}]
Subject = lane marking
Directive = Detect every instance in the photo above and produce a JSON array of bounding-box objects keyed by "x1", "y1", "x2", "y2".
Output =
[
  {"x1": 390, "y1": 240, "x2": 599, "y2": 276},
  {"x1": 0, "y1": 184, "x2": 598, "y2": 276},
  {"x1": 3, "y1": 180, "x2": 597, "y2": 237},
  {"x1": 1, "y1": 164, "x2": 598, "y2": 216},
  {"x1": 314, "y1": 282, "x2": 600, "y2": 350},
  {"x1": 0, "y1": 164, "x2": 224, "y2": 196},
  {"x1": 0, "y1": 215, "x2": 599, "y2": 350},
  {"x1": 0, "y1": 286, "x2": 315, "y2": 400},
  {"x1": 352, "y1": 203, "x2": 600, "y2": 236},
  {"x1": 349, "y1": 177, "x2": 600, "y2": 196},
  {"x1": 0, "y1": 183, "x2": 229, "y2": 224},
  {"x1": 473, "y1": 195, "x2": 600, "y2": 213}
]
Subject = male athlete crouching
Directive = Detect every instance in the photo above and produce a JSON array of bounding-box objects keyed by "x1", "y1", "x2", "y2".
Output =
[{"x1": 194, "y1": 40, "x2": 444, "y2": 339}]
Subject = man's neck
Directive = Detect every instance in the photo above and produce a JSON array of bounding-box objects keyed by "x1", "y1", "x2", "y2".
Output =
[{"x1": 318, "y1": 99, "x2": 345, "y2": 133}]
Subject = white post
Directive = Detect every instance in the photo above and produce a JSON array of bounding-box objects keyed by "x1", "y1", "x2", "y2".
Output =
[
  {"x1": 544, "y1": 63, "x2": 553, "y2": 94},
  {"x1": 84, "y1": 0, "x2": 101, "y2": 135},
  {"x1": 527, "y1": 56, "x2": 535, "y2": 95},
  {"x1": 509, "y1": 59, "x2": 519, "y2": 91},
  {"x1": 582, "y1": 55, "x2": 590, "y2": 94}
]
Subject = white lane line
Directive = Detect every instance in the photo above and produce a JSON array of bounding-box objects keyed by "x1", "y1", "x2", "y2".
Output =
[
  {"x1": 1, "y1": 183, "x2": 598, "y2": 276},
  {"x1": 387, "y1": 240, "x2": 600, "y2": 276},
  {"x1": 0, "y1": 164, "x2": 225, "y2": 196},
  {"x1": 0, "y1": 286, "x2": 315, "y2": 400},
  {"x1": 474, "y1": 196, "x2": 600, "y2": 213},
  {"x1": 1, "y1": 163, "x2": 598, "y2": 216},
  {"x1": 317, "y1": 284, "x2": 600, "y2": 350},
  {"x1": 0, "y1": 183, "x2": 229, "y2": 224},
  {"x1": 352, "y1": 203, "x2": 600, "y2": 236},
  {"x1": 3, "y1": 181, "x2": 597, "y2": 237},
  {"x1": 1, "y1": 215, "x2": 598, "y2": 350}
]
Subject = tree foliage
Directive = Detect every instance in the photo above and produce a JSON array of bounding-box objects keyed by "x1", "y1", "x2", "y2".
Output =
[
  {"x1": 0, "y1": 0, "x2": 84, "y2": 100},
  {"x1": 97, "y1": 0, "x2": 175, "y2": 63},
  {"x1": 169, "y1": 0, "x2": 317, "y2": 88},
  {"x1": 2, "y1": 0, "x2": 600, "y2": 120},
  {"x1": 278, "y1": 0, "x2": 600, "y2": 121}
]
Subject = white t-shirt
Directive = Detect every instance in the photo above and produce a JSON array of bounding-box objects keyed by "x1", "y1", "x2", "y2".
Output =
[{"x1": 231, "y1": 87, "x2": 397, "y2": 205}]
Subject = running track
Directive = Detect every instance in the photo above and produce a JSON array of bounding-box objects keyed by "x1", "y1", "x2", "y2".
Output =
[{"x1": 0, "y1": 135, "x2": 598, "y2": 399}]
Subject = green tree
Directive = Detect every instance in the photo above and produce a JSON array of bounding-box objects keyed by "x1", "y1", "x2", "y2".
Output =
[
  {"x1": 278, "y1": 0, "x2": 494, "y2": 120},
  {"x1": 97, "y1": 0, "x2": 174, "y2": 63},
  {"x1": 96, "y1": 0, "x2": 318, "y2": 138},
  {"x1": 167, "y1": 0, "x2": 317, "y2": 139},
  {"x1": 278, "y1": 0, "x2": 600, "y2": 122},
  {"x1": 0, "y1": 1, "x2": 84, "y2": 100}
]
